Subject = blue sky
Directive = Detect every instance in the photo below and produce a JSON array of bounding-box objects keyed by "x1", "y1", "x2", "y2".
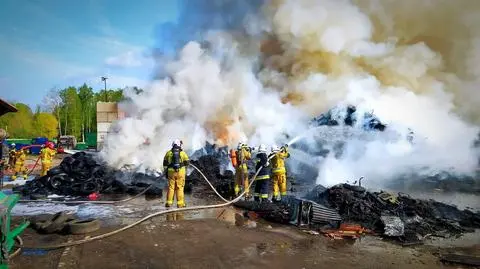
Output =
[{"x1": 0, "y1": 0, "x2": 179, "y2": 107}]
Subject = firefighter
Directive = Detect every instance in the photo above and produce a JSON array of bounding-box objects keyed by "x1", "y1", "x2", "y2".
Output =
[
  {"x1": 254, "y1": 144, "x2": 270, "y2": 202},
  {"x1": 11, "y1": 148, "x2": 28, "y2": 180},
  {"x1": 40, "y1": 142, "x2": 56, "y2": 176},
  {"x1": 8, "y1": 143, "x2": 16, "y2": 169},
  {"x1": 163, "y1": 139, "x2": 189, "y2": 208},
  {"x1": 232, "y1": 142, "x2": 252, "y2": 199},
  {"x1": 270, "y1": 144, "x2": 290, "y2": 202},
  {"x1": 0, "y1": 130, "x2": 7, "y2": 177}
]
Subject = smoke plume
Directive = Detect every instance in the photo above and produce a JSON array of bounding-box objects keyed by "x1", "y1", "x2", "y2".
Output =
[{"x1": 101, "y1": 0, "x2": 480, "y2": 187}]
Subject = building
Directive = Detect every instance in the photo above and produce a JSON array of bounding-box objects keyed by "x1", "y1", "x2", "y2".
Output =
[
  {"x1": 0, "y1": 98, "x2": 18, "y2": 117},
  {"x1": 96, "y1": 102, "x2": 125, "y2": 151}
]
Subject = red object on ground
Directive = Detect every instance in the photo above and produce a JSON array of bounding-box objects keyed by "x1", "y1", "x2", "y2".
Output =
[
  {"x1": 57, "y1": 146, "x2": 65, "y2": 153},
  {"x1": 88, "y1": 192, "x2": 100, "y2": 200},
  {"x1": 321, "y1": 223, "x2": 372, "y2": 240}
]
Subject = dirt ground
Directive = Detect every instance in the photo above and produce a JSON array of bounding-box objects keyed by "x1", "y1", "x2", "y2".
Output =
[
  {"x1": 8, "y1": 209, "x2": 480, "y2": 269},
  {"x1": 4, "y1": 153, "x2": 480, "y2": 269}
]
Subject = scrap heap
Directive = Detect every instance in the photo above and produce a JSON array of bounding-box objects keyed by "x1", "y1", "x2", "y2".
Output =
[
  {"x1": 311, "y1": 184, "x2": 480, "y2": 242},
  {"x1": 188, "y1": 143, "x2": 234, "y2": 199},
  {"x1": 14, "y1": 152, "x2": 161, "y2": 198}
]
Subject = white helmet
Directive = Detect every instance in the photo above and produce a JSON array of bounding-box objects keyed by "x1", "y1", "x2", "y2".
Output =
[
  {"x1": 258, "y1": 144, "x2": 267, "y2": 153},
  {"x1": 172, "y1": 139, "x2": 182, "y2": 148},
  {"x1": 237, "y1": 141, "x2": 246, "y2": 150},
  {"x1": 11, "y1": 143, "x2": 15, "y2": 147},
  {"x1": 271, "y1": 144, "x2": 280, "y2": 153}
]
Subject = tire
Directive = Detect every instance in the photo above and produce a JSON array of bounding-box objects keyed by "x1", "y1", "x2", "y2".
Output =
[
  {"x1": 30, "y1": 193, "x2": 48, "y2": 200},
  {"x1": 81, "y1": 181, "x2": 101, "y2": 194},
  {"x1": 72, "y1": 152, "x2": 86, "y2": 159},
  {"x1": 42, "y1": 212, "x2": 70, "y2": 234},
  {"x1": 49, "y1": 174, "x2": 69, "y2": 189},
  {"x1": 66, "y1": 219, "x2": 100, "y2": 235},
  {"x1": 47, "y1": 167, "x2": 63, "y2": 177}
]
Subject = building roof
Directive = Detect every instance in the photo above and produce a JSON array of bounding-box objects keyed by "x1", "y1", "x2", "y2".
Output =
[{"x1": 0, "y1": 98, "x2": 18, "y2": 116}]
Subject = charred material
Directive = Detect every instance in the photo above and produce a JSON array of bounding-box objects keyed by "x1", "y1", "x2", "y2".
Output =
[
  {"x1": 310, "y1": 105, "x2": 386, "y2": 132},
  {"x1": 13, "y1": 152, "x2": 161, "y2": 197},
  {"x1": 312, "y1": 184, "x2": 480, "y2": 242},
  {"x1": 188, "y1": 154, "x2": 234, "y2": 199}
]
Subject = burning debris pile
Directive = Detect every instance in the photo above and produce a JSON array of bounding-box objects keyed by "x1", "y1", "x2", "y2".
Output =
[
  {"x1": 188, "y1": 144, "x2": 234, "y2": 199},
  {"x1": 310, "y1": 184, "x2": 480, "y2": 242},
  {"x1": 14, "y1": 152, "x2": 161, "y2": 198}
]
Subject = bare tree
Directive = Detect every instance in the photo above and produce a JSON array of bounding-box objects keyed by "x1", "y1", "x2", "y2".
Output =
[{"x1": 42, "y1": 88, "x2": 63, "y2": 135}]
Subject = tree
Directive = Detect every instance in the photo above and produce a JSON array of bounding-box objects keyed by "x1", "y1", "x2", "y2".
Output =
[
  {"x1": 33, "y1": 113, "x2": 58, "y2": 139},
  {"x1": 78, "y1": 83, "x2": 94, "y2": 141},
  {"x1": 42, "y1": 88, "x2": 63, "y2": 135},
  {"x1": 59, "y1": 87, "x2": 82, "y2": 139},
  {"x1": 0, "y1": 103, "x2": 34, "y2": 138}
]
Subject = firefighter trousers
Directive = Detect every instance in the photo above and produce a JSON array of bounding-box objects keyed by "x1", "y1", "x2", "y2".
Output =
[
  {"x1": 166, "y1": 170, "x2": 186, "y2": 208},
  {"x1": 12, "y1": 162, "x2": 28, "y2": 180},
  {"x1": 234, "y1": 166, "x2": 249, "y2": 196},
  {"x1": 41, "y1": 161, "x2": 52, "y2": 177},
  {"x1": 272, "y1": 172, "x2": 287, "y2": 201}
]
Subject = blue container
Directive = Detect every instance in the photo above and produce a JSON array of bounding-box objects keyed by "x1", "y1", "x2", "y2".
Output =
[
  {"x1": 30, "y1": 146, "x2": 41, "y2": 155},
  {"x1": 32, "y1": 137, "x2": 48, "y2": 145},
  {"x1": 15, "y1": 144, "x2": 28, "y2": 150}
]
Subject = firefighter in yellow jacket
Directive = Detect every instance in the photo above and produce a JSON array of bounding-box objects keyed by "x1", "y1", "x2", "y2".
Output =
[
  {"x1": 11, "y1": 148, "x2": 28, "y2": 180},
  {"x1": 163, "y1": 139, "x2": 189, "y2": 208},
  {"x1": 8, "y1": 143, "x2": 16, "y2": 169},
  {"x1": 270, "y1": 144, "x2": 290, "y2": 202},
  {"x1": 232, "y1": 142, "x2": 252, "y2": 198},
  {"x1": 40, "y1": 142, "x2": 56, "y2": 176}
]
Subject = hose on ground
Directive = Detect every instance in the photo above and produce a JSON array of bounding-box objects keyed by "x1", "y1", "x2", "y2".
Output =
[
  {"x1": 9, "y1": 235, "x2": 23, "y2": 259},
  {"x1": 27, "y1": 156, "x2": 41, "y2": 176},
  {"x1": 17, "y1": 157, "x2": 272, "y2": 250}
]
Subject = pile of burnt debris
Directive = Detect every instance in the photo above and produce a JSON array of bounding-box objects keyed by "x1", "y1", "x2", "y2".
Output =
[
  {"x1": 13, "y1": 152, "x2": 162, "y2": 199},
  {"x1": 308, "y1": 184, "x2": 480, "y2": 243}
]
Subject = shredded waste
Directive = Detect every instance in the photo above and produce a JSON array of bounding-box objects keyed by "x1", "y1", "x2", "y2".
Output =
[{"x1": 309, "y1": 184, "x2": 480, "y2": 243}]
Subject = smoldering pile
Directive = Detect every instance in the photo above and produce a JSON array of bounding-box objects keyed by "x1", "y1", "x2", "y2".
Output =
[
  {"x1": 309, "y1": 184, "x2": 480, "y2": 242},
  {"x1": 14, "y1": 152, "x2": 162, "y2": 199},
  {"x1": 188, "y1": 142, "x2": 235, "y2": 199}
]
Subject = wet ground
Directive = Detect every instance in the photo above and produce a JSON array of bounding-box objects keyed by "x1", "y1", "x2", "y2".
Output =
[
  {"x1": 3, "y1": 154, "x2": 480, "y2": 268},
  {"x1": 6, "y1": 188, "x2": 480, "y2": 269}
]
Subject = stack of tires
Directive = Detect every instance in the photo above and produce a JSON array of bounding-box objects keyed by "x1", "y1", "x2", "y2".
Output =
[{"x1": 38, "y1": 152, "x2": 126, "y2": 196}]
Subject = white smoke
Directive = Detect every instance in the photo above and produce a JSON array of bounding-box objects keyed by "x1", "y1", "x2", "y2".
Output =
[{"x1": 101, "y1": 0, "x2": 480, "y2": 188}]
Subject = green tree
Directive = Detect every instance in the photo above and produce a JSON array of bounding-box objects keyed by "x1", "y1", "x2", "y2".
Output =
[
  {"x1": 33, "y1": 113, "x2": 58, "y2": 139},
  {"x1": 78, "y1": 83, "x2": 95, "y2": 140},
  {"x1": 60, "y1": 87, "x2": 82, "y2": 139},
  {"x1": 0, "y1": 103, "x2": 34, "y2": 138}
]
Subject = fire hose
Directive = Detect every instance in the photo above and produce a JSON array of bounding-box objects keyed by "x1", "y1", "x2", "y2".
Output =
[
  {"x1": 16, "y1": 156, "x2": 274, "y2": 250},
  {"x1": 18, "y1": 164, "x2": 219, "y2": 204}
]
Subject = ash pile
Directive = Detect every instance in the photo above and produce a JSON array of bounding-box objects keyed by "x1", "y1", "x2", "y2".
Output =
[
  {"x1": 309, "y1": 184, "x2": 480, "y2": 243},
  {"x1": 14, "y1": 152, "x2": 162, "y2": 198},
  {"x1": 187, "y1": 143, "x2": 234, "y2": 199}
]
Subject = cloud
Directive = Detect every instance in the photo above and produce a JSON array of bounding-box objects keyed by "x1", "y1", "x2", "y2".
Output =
[{"x1": 105, "y1": 50, "x2": 145, "y2": 68}]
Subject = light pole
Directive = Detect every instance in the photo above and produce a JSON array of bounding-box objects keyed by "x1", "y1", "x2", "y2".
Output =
[{"x1": 101, "y1": 76, "x2": 108, "y2": 102}]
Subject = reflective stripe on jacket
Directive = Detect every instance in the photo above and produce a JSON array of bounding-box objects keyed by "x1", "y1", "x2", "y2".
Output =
[{"x1": 271, "y1": 151, "x2": 290, "y2": 174}]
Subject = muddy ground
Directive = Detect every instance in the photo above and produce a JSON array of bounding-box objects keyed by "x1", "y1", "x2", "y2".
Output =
[
  {"x1": 8, "y1": 198, "x2": 480, "y2": 269},
  {"x1": 4, "y1": 154, "x2": 480, "y2": 269}
]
